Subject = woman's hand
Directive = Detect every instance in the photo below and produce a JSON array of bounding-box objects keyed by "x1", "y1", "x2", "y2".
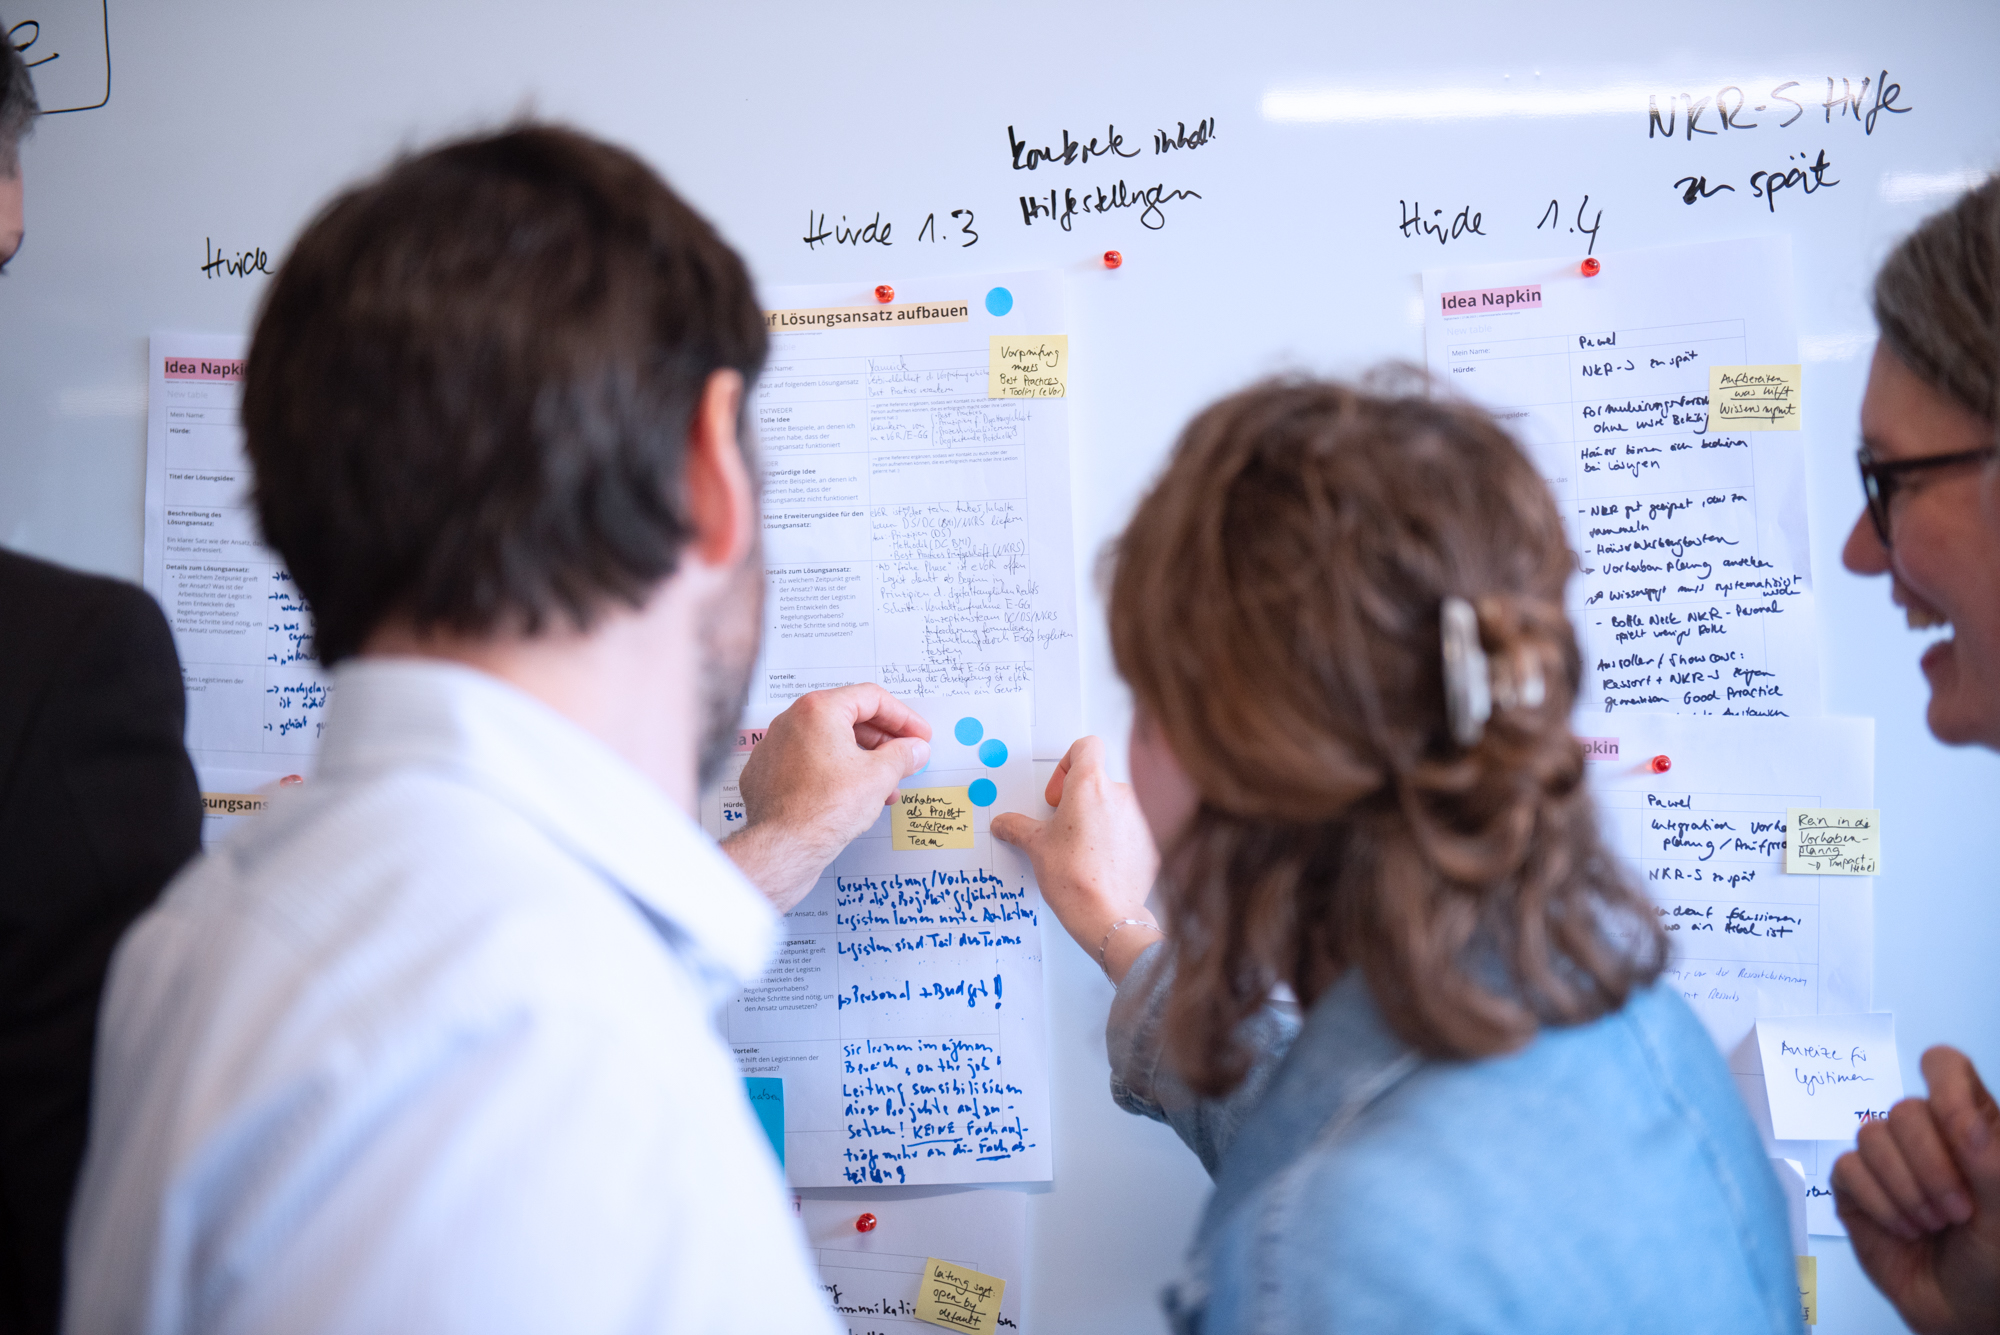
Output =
[
  {"x1": 991, "y1": 735, "x2": 1163, "y2": 984},
  {"x1": 1832, "y1": 1046, "x2": 2000, "y2": 1334}
]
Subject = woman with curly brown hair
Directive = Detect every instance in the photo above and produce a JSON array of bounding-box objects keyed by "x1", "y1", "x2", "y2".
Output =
[{"x1": 993, "y1": 377, "x2": 1801, "y2": 1333}]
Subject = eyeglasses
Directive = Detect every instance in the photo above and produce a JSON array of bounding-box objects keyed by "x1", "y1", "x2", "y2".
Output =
[{"x1": 1856, "y1": 444, "x2": 1997, "y2": 545}]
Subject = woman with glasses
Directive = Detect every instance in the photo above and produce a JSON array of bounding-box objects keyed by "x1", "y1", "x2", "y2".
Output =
[
  {"x1": 1844, "y1": 178, "x2": 2000, "y2": 749},
  {"x1": 1831, "y1": 175, "x2": 2000, "y2": 1334}
]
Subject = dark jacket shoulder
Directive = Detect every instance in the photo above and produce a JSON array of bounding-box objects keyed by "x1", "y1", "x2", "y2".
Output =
[
  {"x1": 0, "y1": 545, "x2": 202, "y2": 934},
  {"x1": 0, "y1": 547, "x2": 187, "y2": 761},
  {"x1": 0, "y1": 547, "x2": 203, "y2": 1334}
]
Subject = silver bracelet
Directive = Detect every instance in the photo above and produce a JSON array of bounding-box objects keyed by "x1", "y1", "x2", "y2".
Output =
[{"x1": 1096, "y1": 917, "x2": 1162, "y2": 981}]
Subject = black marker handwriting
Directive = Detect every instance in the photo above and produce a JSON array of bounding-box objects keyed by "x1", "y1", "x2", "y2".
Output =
[
  {"x1": 803, "y1": 211, "x2": 892, "y2": 250},
  {"x1": 201, "y1": 237, "x2": 271, "y2": 279},
  {"x1": 1152, "y1": 118, "x2": 1217, "y2": 154},
  {"x1": 1535, "y1": 195, "x2": 1603, "y2": 255},
  {"x1": 1019, "y1": 181, "x2": 1200, "y2": 232},
  {"x1": 1671, "y1": 150, "x2": 1837, "y2": 212},
  {"x1": 1647, "y1": 71, "x2": 1910, "y2": 140},
  {"x1": 1007, "y1": 123, "x2": 1139, "y2": 171},
  {"x1": 1399, "y1": 200, "x2": 1485, "y2": 246},
  {"x1": 915, "y1": 211, "x2": 980, "y2": 248}
]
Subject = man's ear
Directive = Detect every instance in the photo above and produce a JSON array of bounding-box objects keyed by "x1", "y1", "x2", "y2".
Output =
[{"x1": 683, "y1": 369, "x2": 755, "y2": 569}]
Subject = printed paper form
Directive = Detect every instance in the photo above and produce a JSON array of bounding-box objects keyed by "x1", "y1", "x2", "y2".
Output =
[
  {"x1": 707, "y1": 695, "x2": 1052, "y2": 1188},
  {"x1": 796, "y1": 1188, "x2": 1025, "y2": 1335},
  {"x1": 1590, "y1": 713, "x2": 1873, "y2": 1233},
  {"x1": 142, "y1": 333, "x2": 330, "y2": 835},
  {"x1": 754, "y1": 272, "x2": 1081, "y2": 760},
  {"x1": 1424, "y1": 238, "x2": 1819, "y2": 720}
]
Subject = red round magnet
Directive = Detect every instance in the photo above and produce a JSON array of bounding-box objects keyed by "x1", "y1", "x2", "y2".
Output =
[
  {"x1": 1649, "y1": 754, "x2": 1672, "y2": 774},
  {"x1": 874, "y1": 285, "x2": 894, "y2": 304},
  {"x1": 855, "y1": 1212, "x2": 878, "y2": 1233},
  {"x1": 1580, "y1": 257, "x2": 1602, "y2": 277},
  {"x1": 1103, "y1": 250, "x2": 1122, "y2": 269}
]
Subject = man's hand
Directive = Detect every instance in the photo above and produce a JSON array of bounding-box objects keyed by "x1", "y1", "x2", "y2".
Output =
[
  {"x1": 991, "y1": 736, "x2": 1161, "y2": 985},
  {"x1": 1833, "y1": 1046, "x2": 2000, "y2": 1334},
  {"x1": 722, "y1": 685, "x2": 930, "y2": 913}
]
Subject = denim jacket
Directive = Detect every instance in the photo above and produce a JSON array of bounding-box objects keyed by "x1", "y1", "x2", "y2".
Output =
[{"x1": 1108, "y1": 943, "x2": 1803, "y2": 1334}]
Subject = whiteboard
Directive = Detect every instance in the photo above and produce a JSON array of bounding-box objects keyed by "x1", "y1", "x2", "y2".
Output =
[{"x1": 4, "y1": 3, "x2": 1998, "y2": 1330}]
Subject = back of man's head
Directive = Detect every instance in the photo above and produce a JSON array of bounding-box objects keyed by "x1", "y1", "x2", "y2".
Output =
[
  {"x1": 244, "y1": 125, "x2": 768, "y2": 666},
  {"x1": 1, "y1": 20, "x2": 38, "y2": 177}
]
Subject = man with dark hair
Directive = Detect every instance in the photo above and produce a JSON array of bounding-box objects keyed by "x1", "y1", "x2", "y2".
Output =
[
  {"x1": 0, "y1": 25, "x2": 203, "y2": 1335},
  {"x1": 62, "y1": 126, "x2": 929, "y2": 1333}
]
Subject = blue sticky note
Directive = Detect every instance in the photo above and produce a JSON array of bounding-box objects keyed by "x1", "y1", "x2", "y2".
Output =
[{"x1": 745, "y1": 1077, "x2": 783, "y2": 1167}]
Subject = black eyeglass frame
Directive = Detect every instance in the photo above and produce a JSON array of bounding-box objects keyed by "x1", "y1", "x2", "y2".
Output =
[{"x1": 1856, "y1": 444, "x2": 1998, "y2": 545}]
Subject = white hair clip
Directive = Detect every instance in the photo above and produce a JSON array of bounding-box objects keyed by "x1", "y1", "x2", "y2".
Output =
[
  {"x1": 1440, "y1": 596, "x2": 1491, "y2": 747},
  {"x1": 1441, "y1": 596, "x2": 1546, "y2": 747}
]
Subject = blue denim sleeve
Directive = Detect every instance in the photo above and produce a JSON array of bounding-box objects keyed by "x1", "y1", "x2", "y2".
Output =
[{"x1": 1105, "y1": 941, "x2": 1302, "y2": 1177}]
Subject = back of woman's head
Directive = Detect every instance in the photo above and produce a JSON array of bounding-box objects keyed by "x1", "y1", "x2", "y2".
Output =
[
  {"x1": 1110, "y1": 375, "x2": 1665, "y2": 1096},
  {"x1": 1873, "y1": 174, "x2": 2000, "y2": 422}
]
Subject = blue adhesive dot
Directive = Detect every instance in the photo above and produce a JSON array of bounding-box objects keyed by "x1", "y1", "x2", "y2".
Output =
[
  {"x1": 954, "y1": 717, "x2": 984, "y2": 746},
  {"x1": 967, "y1": 778, "x2": 998, "y2": 807},
  {"x1": 985, "y1": 287, "x2": 1014, "y2": 317},
  {"x1": 978, "y1": 738, "x2": 1009, "y2": 768}
]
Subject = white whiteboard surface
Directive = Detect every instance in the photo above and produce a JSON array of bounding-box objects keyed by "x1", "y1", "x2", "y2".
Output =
[{"x1": 4, "y1": 3, "x2": 1999, "y2": 1331}]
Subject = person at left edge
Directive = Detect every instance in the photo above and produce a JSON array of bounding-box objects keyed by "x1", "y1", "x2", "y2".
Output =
[
  {"x1": 60, "y1": 125, "x2": 928, "y2": 1335},
  {"x1": 0, "y1": 27, "x2": 203, "y2": 1335}
]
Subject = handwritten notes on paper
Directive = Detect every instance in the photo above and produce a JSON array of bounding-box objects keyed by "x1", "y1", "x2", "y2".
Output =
[
  {"x1": 988, "y1": 335, "x2": 1067, "y2": 398},
  {"x1": 894, "y1": 788, "x2": 976, "y2": 850},
  {"x1": 1756, "y1": 1013, "x2": 1903, "y2": 1140},
  {"x1": 753, "y1": 273, "x2": 1081, "y2": 759},
  {"x1": 1797, "y1": 1256, "x2": 1818, "y2": 1327},
  {"x1": 1709, "y1": 365, "x2": 1802, "y2": 431},
  {"x1": 915, "y1": 1259, "x2": 1006, "y2": 1334},
  {"x1": 143, "y1": 333, "x2": 333, "y2": 839},
  {"x1": 1424, "y1": 238, "x2": 1820, "y2": 718},
  {"x1": 802, "y1": 1190, "x2": 1026, "y2": 1335},
  {"x1": 1786, "y1": 809, "x2": 1880, "y2": 875},
  {"x1": 1587, "y1": 711, "x2": 1875, "y2": 1224},
  {"x1": 710, "y1": 694, "x2": 1052, "y2": 1188}
]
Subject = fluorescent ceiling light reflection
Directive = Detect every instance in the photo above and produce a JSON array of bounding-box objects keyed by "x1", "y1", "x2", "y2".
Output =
[
  {"x1": 1261, "y1": 80, "x2": 1784, "y2": 124},
  {"x1": 1879, "y1": 169, "x2": 1990, "y2": 205},
  {"x1": 1801, "y1": 333, "x2": 1871, "y2": 363}
]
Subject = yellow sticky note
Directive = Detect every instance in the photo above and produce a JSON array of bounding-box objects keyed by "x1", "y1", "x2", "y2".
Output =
[
  {"x1": 988, "y1": 335, "x2": 1068, "y2": 398},
  {"x1": 1786, "y1": 808, "x2": 1881, "y2": 875},
  {"x1": 914, "y1": 1258, "x2": 1006, "y2": 1334},
  {"x1": 1797, "y1": 1255, "x2": 1817, "y2": 1326},
  {"x1": 1708, "y1": 364, "x2": 1802, "y2": 431},
  {"x1": 892, "y1": 787, "x2": 975, "y2": 851}
]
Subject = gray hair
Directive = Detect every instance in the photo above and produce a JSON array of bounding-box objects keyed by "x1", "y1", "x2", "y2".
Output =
[
  {"x1": 1873, "y1": 174, "x2": 2000, "y2": 423},
  {"x1": 0, "y1": 17, "x2": 37, "y2": 177}
]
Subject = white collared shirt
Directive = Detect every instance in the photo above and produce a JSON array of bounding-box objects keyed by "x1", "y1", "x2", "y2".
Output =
[{"x1": 65, "y1": 660, "x2": 838, "y2": 1335}]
